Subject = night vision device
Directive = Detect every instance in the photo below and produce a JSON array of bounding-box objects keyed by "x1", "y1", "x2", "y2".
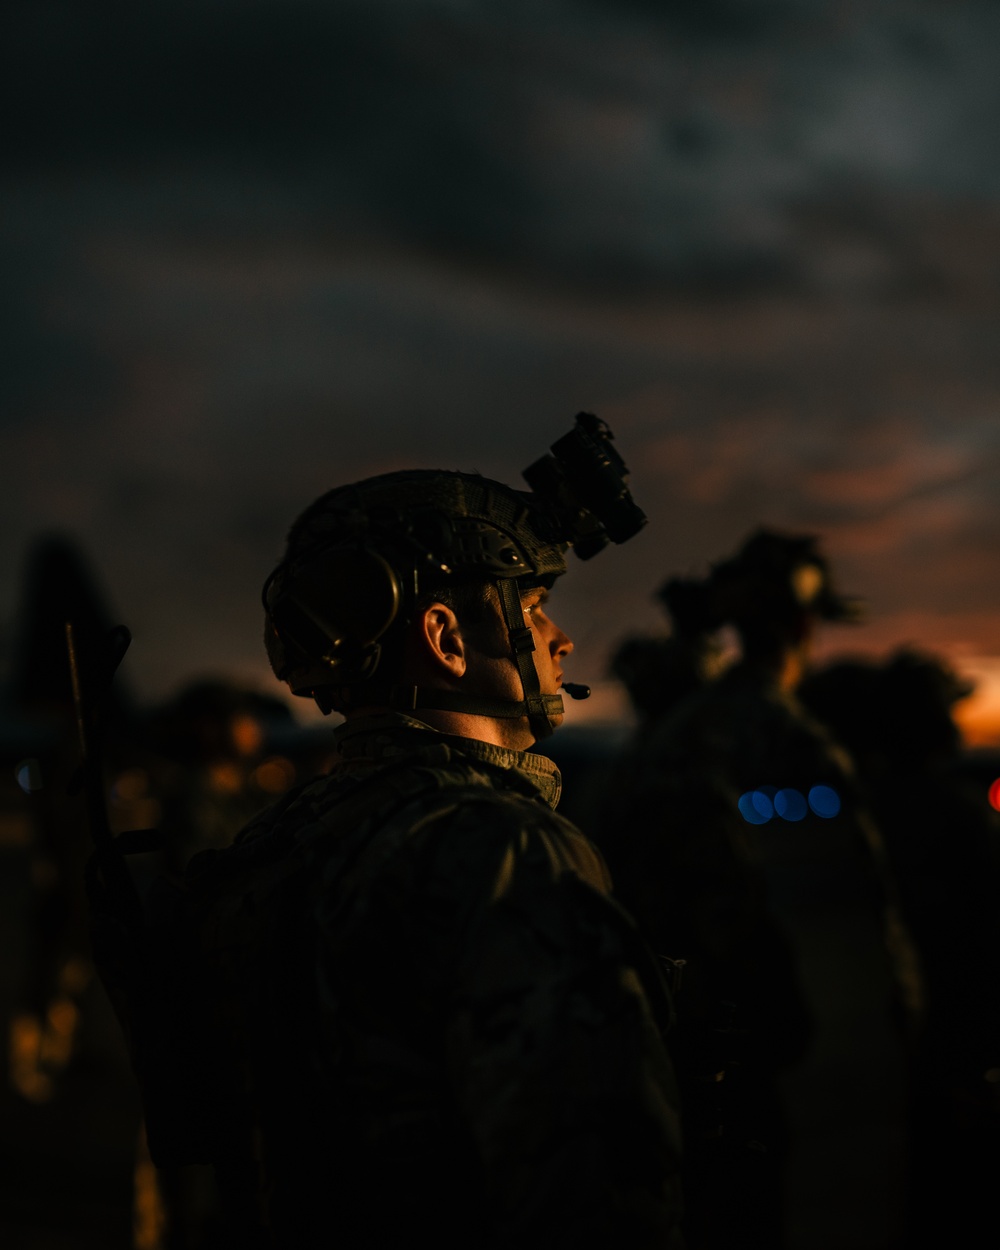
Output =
[{"x1": 522, "y1": 411, "x2": 647, "y2": 559}]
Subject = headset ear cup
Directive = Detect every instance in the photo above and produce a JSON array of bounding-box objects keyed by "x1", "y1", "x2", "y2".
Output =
[{"x1": 268, "y1": 546, "x2": 402, "y2": 678}]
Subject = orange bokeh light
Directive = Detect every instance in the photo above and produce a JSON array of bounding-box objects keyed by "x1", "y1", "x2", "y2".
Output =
[
  {"x1": 989, "y1": 778, "x2": 1000, "y2": 813},
  {"x1": 253, "y1": 756, "x2": 296, "y2": 795}
]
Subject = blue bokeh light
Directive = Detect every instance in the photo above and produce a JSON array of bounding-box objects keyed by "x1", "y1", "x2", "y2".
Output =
[
  {"x1": 738, "y1": 791, "x2": 773, "y2": 824},
  {"x1": 15, "y1": 758, "x2": 42, "y2": 795},
  {"x1": 751, "y1": 790, "x2": 775, "y2": 819},
  {"x1": 808, "y1": 784, "x2": 841, "y2": 818},
  {"x1": 774, "y1": 788, "x2": 807, "y2": 821}
]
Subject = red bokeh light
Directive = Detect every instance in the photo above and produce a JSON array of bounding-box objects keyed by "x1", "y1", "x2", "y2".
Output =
[{"x1": 989, "y1": 778, "x2": 1000, "y2": 812}]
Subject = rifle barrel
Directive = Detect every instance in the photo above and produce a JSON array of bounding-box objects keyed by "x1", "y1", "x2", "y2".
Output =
[{"x1": 65, "y1": 619, "x2": 145, "y2": 935}]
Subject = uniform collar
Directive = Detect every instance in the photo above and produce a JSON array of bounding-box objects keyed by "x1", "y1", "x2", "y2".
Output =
[{"x1": 331, "y1": 711, "x2": 563, "y2": 809}]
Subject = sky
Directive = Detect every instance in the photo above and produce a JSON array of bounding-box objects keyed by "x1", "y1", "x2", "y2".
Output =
[{"x1": 3, "y1": 0, "x2": 1000, "y2": 740}]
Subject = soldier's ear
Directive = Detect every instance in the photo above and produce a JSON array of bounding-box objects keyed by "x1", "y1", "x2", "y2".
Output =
[{"x1": 417, "y1": 603, "x2": 467, "y2": 679}]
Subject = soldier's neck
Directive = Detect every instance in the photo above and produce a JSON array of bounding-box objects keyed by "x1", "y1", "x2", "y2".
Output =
[
  {"x1": 407, "y1": 707, "x2": 537, "y2": 752},
  {"x1": 341, "y1": 705, "x2": 536, "y2": 752}
]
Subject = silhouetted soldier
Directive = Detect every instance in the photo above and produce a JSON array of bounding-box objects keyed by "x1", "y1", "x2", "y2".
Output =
[
  {"x1": 89, "y1": 416, "x2": 688, "y2": 1248},
  {"x1": 545, "y1": 576, "x2": 726, "y2": 835},
  {"x1": 6, "y1": 534, "x2": 136, "y2": 1103},
  {"x1": 610, "y1": 576, "x2": 727, "y2": 729},
  {"x1": 594, "y1": 528, "x2": 922, "y2": 1250},
  {"x1": 800, "y1": 648, "x2": 1000, "y2": 1250}
]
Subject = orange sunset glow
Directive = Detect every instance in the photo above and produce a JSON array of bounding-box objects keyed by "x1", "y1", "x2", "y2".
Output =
[{"x1": 952, "y1": 659, "x2": 1000, "y2": 747}]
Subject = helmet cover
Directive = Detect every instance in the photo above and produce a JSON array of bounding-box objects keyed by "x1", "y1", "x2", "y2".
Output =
[{"x1": 264, "y1": 470, "x2": 569, "y2": 696}]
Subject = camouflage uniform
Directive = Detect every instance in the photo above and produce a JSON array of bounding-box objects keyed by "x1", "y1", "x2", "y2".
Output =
[
  {"x1": 184, "y1": 711, "x2": 686, "y2": 1248},
  {"x1": 90, "y1": 417, "x2": 685, "y2": 1247}
]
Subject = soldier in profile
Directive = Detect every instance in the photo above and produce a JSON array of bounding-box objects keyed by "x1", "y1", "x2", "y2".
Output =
[{"x1": 90, "y1": 416, "x2": 687, "y2": 1249}]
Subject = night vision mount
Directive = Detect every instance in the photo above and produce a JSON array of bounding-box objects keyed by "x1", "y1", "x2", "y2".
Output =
[{"x1": 524, "y1": 411, "x2": 647, "y2": 559}]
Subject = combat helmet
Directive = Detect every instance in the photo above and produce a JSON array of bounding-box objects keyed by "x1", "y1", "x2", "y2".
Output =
[
  {"x1": 707, "y1": 528, "x2": 863, "y2": 638},
  {"x1": 263, "y1": 413, "x2": 646, "y2": 740}
]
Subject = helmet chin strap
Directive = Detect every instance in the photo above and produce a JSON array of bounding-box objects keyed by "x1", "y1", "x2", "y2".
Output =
[
  {"x1": 494, "y1": 576, "x2": 564, "y2": 742},
  {"x1": 363, "y1": 578, "x2": 564, "y2": 741},
  {"x1": 376, "y1": 685, "x2": 564, "y2": 735}
]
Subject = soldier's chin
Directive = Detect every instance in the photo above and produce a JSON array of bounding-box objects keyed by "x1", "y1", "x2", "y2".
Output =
[
  {"x1": 540, "y1": 709, "x2": 565, "y2": 738},
  {"x1": 520, "y1": 712, "x2": 562, "y2": 748}
]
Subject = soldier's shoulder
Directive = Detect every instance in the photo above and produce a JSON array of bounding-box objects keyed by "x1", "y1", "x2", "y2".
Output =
[
  {"x1": 400, "y1": 771, "x2": 607, "y2": 883},
  {"x1": 229, "y1": 749, "x2": 489, "y2": 845},
  {"x1": 203, "y1": 747, "x2": 570, "y2": 857}
]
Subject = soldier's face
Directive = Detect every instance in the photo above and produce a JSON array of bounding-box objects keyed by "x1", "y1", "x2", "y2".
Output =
[
  {"x1": 459, "y1": 582, "x2": 574, "y2": 746},
  {"x1": 519, "y1": 585, "x2": 574, "y2": 705}
]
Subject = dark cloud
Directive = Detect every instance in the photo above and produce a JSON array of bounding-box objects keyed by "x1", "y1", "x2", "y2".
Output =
[
  {"x1": 2, "y1": 0, "x2": 1000, "y2": 724},
  {"x1": 582, "y1": 0, "x2": 794, "y2": 40},
  {"x1": 6, "y1": 0, "x2": 1000, "y2": 286}
]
